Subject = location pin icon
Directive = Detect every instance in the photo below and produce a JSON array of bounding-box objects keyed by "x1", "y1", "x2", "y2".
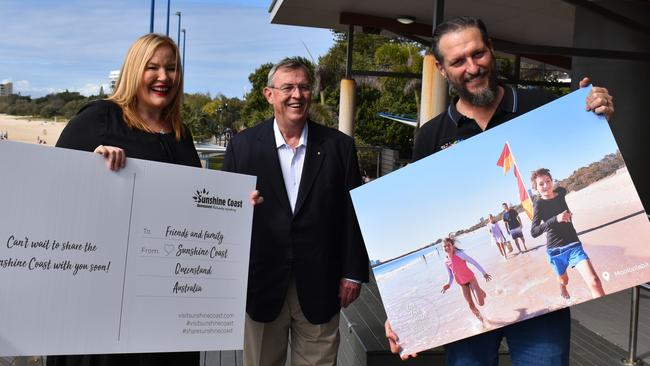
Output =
[{"x1": 602, "y1": 271, "x2": 610, "y2": 281}]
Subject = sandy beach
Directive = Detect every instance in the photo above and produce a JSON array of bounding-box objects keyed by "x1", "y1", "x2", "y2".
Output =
[
  {"x1": 377, "y1": 167, "x2": 650, "y2": 355},
  {"x1": 0, "y1": 114, "x2": 66, "y2": 146}
]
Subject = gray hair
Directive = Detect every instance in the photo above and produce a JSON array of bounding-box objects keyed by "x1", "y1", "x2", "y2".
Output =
[{"x1": 266, "y1": 57, "x2": 313, "y2": 87}]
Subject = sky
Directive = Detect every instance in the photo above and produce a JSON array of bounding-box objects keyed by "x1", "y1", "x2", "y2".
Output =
[
  {"x1": 351, "y1": 87, "x2": 622, "y2": 262},
  {"x1": 0, "y1": 0, "x2": 335, "y2": 98}
]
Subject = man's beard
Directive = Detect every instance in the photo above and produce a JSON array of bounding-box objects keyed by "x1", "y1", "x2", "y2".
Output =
[{"x1": 449, "y1": 64, "x2": 498, "y2": 107}]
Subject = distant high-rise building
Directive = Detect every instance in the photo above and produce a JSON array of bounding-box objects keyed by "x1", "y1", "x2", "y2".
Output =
[
  {"x1": 109, "y1": 70, "x2": 120, "y2": 92},
  {"x1": 0, "y1": 82, "x2": 13, "y2": 96}
]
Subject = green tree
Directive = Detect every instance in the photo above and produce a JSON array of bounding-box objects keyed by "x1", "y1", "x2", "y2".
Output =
[
  {"x1": 240, "y1": 63, "x2": 274, "y2": 127},
  {"x1": 313, "y1": 33, "x2": 423, "y2": 156},
  {"x1": 60, "y1": 99, "x2": 87, "y2": 119},
  {"x1": 183, "y1": 104, "x2": 217, "y2": 142},
  {"x1": 183, "y1": 92, "x2": 212, "y2": 111},
  {"x1": 182, "y1": 92, "x2": 223, "y2": 141},
  {"x1": 202, "y1": 94, "x2": 244, "y2": 132}
]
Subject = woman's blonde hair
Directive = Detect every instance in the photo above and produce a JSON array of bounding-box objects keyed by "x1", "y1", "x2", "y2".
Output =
[{"x1": 108, "y1": 33, "x2": 184, "y2": 140}]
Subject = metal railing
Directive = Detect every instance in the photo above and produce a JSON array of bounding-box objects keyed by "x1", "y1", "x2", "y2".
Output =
[{"x1": 622, "y1": 285, "x2": 648, "y2": 365}]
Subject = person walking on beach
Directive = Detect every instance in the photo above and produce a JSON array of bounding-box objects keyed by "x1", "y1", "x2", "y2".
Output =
[
  {"x1": 503, "y1": 203, "x2": 528, "y2": 253},
  {"x1": 530, "y1": 168, "x2": 605, "y2": 300},
  {"x1": 487, "y1": 214, "x2": 511, "y2": 259},
  {"x1": 441, "y1": 237, "x2": 492, "y2": 321}
]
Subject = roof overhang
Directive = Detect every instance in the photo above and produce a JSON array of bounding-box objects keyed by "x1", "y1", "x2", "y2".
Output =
[
  {"x1": 269, "y1": 0, "x2": 576, "y2": 48},
  {"x1": 268, "y1": 0, "x2": 650, "y2": 70}
]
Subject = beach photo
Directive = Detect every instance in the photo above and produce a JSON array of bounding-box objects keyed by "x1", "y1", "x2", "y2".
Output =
[{"x1": 350, "y1": 87, "x2": 650, "y2": 355}]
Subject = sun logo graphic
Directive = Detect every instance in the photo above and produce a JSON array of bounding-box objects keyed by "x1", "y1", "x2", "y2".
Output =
[
  {"x1": 193, "y1": 188, "x2": 209, "y2": 203},
  {"x1": 192, "y1": 188, "x2": 227, "y2": 208}
]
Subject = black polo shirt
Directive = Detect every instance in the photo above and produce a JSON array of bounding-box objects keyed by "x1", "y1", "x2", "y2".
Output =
[{"x1": 412, "y1": 85, "x2": 555, "y2": 162}]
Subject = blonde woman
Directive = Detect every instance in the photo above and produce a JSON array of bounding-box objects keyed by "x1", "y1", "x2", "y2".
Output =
[
  {"x1": 56, "y1": 33, "x2": 200, "y2": 171},
  {"x1": 49, "y1": 33, "x2": 200, "y2": 366}
]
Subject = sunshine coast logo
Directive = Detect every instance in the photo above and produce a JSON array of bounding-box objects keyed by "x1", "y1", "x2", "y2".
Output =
[
  {"x1": 193, "y1": 188, "x2": 226, "y2": 209},
  {"x1": 192, "y1": 189, "x2": 243, "y2": 210}
]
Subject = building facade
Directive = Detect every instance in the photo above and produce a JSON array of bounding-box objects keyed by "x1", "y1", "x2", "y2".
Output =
[
  {"x1": 0, "y1": 82, "x2": 13, "y2": 96},
  {"x1": 108, "y1": 70, "x2": 120, "y2": 93}
]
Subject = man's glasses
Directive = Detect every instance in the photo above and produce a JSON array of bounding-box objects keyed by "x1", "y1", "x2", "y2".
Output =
[{"x1": 269, "y1": 84, "x2": 312, "y2": 95}]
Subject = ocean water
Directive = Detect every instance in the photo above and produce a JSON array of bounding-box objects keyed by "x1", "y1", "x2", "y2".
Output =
[{"x1": 374, "y1": 228, "x2": 490, "y2": 279}]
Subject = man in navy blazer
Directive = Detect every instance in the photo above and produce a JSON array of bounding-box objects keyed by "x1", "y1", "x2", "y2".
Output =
[{"x1": 223, "y1": 57, "x2": 369, "y2": 366}]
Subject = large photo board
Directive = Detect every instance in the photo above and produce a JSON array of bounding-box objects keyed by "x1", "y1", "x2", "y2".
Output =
[{"x1": 351, "y1": 87, "x2": 650, "y2": 355}]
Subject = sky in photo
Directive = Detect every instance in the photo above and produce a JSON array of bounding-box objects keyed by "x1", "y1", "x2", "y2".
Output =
[
  {"x1": 0, "y1": 0, "x2": 334, "y2": 97},
  {"x1": 351, "y1": 87, "x2": 621, "y2": 262}
]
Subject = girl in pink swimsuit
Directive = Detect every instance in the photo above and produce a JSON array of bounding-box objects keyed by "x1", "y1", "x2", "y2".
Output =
[{"x1": 441, "y1": 237, "x2": 492, "y2": 320}]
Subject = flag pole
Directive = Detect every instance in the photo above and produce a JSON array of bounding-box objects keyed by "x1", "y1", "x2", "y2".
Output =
[
  {"x1": 506, "y1": 141, "x2": 523, "y2": 183},
  {"x1": 506, "y1": 141, "x2": 518, "y2": 168},
  {"x1": 505, "y1": 141, "x2": 534, "y2": 219}
]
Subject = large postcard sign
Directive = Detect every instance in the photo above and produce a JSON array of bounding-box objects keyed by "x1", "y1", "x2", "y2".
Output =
[
  {"x1": 351, "y1": 87, "x2": 650, "y2": 355},
  {"x1": 0, "y1": 141, "x2": 255, "y2": 356}
]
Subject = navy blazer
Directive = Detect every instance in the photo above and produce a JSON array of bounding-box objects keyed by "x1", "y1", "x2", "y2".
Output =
[{"x1": 223, "y1": 119, "x2": 369, "y2": 324}]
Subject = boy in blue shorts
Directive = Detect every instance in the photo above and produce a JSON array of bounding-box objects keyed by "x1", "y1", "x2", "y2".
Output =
[{"x1": 530, "y1": 168, "x2": 605, "y2": 299}]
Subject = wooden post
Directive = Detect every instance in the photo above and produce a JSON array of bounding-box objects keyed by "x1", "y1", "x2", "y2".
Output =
[
  {"x1": 338, "y1": 78, "x2": 356, "y2": 136},
  {"x1": 419, "y1": 54, "x2": 447, "y2": 126}
]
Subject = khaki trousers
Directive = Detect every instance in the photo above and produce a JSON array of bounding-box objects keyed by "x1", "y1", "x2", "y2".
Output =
[{"x1": 243, "y1": 279, "x2": 340, "y2": 366}]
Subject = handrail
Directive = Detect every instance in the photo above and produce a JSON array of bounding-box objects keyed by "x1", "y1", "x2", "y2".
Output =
[{"x1": 621, "y1": 286, "x2": 643, "y2": 365}]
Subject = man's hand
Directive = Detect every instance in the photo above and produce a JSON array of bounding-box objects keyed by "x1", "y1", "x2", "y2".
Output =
[
  {"x1": 579, "y1": 77, "x2": 614, "y2": 121},
  {"x1": 338, "y1": 279, "x2": 361, "y2": 308},
  {"x1": 249, "y1": 190, "x2": 263, "y2": 206},
  {"x1": 385, "y1": 320, "x2": 418, "y2": 360},
  {"x1": 441, "y1": 284, "x2": 451, "y2": 293}
]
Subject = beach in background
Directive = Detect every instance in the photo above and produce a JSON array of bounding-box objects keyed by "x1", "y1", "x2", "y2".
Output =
[
  {"x1": 377, "y1": 167, "x2": 650, "y2": 355},
  {"x1": 0, "y1": 114, "x2": 65, "y2": 146}
]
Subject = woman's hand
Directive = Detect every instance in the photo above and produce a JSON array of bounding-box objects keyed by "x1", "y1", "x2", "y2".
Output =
[
  {"x1": 94, "y1": 145, "x2": 125, "y2": 171},
  {"x1": 484, "y1": 273, "x2": 492, "y2": 282},
  {"x1": 441, "y1": 284, "x2": 450, "y2": 293},
  {"x1": 249, "y1": 190, "x2": 264, "y2": 206}
]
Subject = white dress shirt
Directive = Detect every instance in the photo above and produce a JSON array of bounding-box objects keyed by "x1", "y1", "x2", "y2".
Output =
[
  {"x1": 273, "y1": 120, "x2": 360, "y2": 285},
  {"x1": 273, "y1": 120, "x2": 308, "y2": 213}
]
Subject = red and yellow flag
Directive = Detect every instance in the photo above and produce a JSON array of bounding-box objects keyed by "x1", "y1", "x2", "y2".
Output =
[
  {"x1": 496, "y1": 143, "x2": 534, "y2": 219},
  {"x1": 514, "y1": 165, "x2": 534, "y2": 219},
  {"x1": 496, "y1": 143, "x2": 514, "y2": 175}
]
